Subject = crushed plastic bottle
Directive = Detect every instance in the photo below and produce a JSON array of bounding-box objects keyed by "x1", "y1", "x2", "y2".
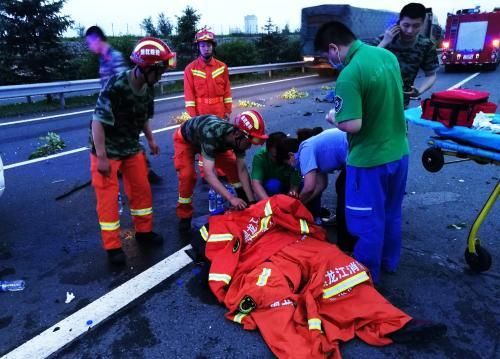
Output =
[
  {"x1": 0, "y1": 280, "x2": 26, "y2": 292},
  {"x1": 118, "y1": 193, "x2": 123, "y2": 215}
]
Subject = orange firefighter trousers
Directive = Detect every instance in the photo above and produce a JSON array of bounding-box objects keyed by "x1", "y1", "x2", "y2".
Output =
[
  {"x1": 173, "y1": 128, "x2": 239, "y2": 219},
  {"x1": 91, "y1": 152, "x2": 153, "y2": 250}
]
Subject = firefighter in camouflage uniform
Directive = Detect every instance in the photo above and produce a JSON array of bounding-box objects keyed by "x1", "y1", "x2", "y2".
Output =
[
  {"x1": 372, "y1": 3, "x2": 439, "y2": 108},
  {"x1": 90, "y1": 37, "x2": 176, "y2": 265}
]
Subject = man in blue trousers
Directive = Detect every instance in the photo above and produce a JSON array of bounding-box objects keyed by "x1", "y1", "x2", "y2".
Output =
[{"x1": 316, "y1": 21, "x2": 409, "y2": 283}]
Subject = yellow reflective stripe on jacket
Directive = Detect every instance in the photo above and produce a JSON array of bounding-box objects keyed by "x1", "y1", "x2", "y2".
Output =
[
  {"x1": 259, "y1": 216, "x2": 271, "y2": 232},
  {"x1": 198, "y1": 161, "x2": 204, "y2": 167},
  {"x1": 208, "y1": 233, "x2": 233, "y2": 242},
  {"x1": 264, "y1": 200, "x2": 273, "y2": 216},
  {"x1": 191, "y1": 69, "x2": 206, "y2": 78},
  {"x1": 200, "y1": 226, "x2": 209, "y2": 242},
  {"x1": 185, "y1": 101, "x2": 196, "y2": 107},
  {"x1": 212, "y1": 66, "x2": 225, "y2": 78},
  {"x1": 178, "y1": 196, "x2": 192, "y2": 204},
  {"x1": 208, "y1": 273, "x2": 231, "y2": 284},
  {"x1": 299, "y1": 219, "x2": 309, "y2": 234},
  {"x1": 223, "y1": 97, "x2": 232, "y2": 103},
  {"x1": 308, "y1": 318, "x2": 322, "y2": 331},
  {"x1": 256, "y1": 268, "x2": 272, "y2": 287},
  {"x1": 99, "y1": 221, "x2": 120, "y2": 231},
  {"x1": 233, "y1": 312, "x2": 247, "y2": 324},
  {"x1": 130, "y1": 207, "x2": 153, "y2": 216},
  {"x1": 323, "y1": 271, "x2": 370, "y2": 299}
]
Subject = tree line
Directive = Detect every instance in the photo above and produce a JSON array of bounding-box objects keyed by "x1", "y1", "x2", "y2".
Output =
[{"x1": 0, "y1": 0, "x2": 301, "y2": 85}]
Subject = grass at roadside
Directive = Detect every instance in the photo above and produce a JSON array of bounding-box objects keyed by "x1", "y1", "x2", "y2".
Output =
[{"x1": 0, "y1": 68, "x2": 312, "y2": 119}]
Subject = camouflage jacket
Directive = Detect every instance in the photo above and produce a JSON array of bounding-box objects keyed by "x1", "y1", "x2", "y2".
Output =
[
  {"x1": 90, "y1": 70, "x2": 154, "y2": 159},
  {"x1": 180, "y1": 115, "x2": 245, "y2": 161},
  {"x1": 371, "y1": 34, "x2": 438, "y2": 105},
  {"x1": 99, "y1": 47, "x2": 128, "y2": 88}
]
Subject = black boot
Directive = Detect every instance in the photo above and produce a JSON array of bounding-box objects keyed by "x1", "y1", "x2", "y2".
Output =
[
  {"x1": 148, "y1": 169, "x2": 163, "y2": 184},
  {"x1": 107, "y1": 248, "x2": 126, "y2": 265},
  {"x1": 178, "y1": 218, "x2": 192, "y2": 233},
  {"x1": 135, "y1": 231, "x2": 164, "y2": 246},
  {"x1": 389, "y1": 319, "x2": 447, "y2": 344}
]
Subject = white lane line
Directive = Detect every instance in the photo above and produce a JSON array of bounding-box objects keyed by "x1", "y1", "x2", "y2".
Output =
[
  {"x1": 2, "y1": 245, "x2": 193, "y2": 359},
  {"x1": 447, "y1": 72, "x2": 480, "y2": 90},
  {"x1": 0, "y1": 74, "x2": 318, "y2": 127},
  {"x1": 3, "y1": 72, "x2": 479, "y2": 171},
  {"x1": 4, "y1": 124, "x2": 181, "y2": 170}
]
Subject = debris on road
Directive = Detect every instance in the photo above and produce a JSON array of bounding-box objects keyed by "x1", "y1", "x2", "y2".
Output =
[
  {"x1": 447, "y1": 222, "x2": 467, "y2": 230},
  {"x1": 281, "y1": 87, "x2": 309, "y2": 100},
  {"x1": 29, "y1": 132, "x2": 66, "y2": 159},
  {"x1": 51, "y1": 179, "x2": 65, "y2": 184},
  {"x1": 174, "y1": 112, "x2": 191, "y2": 124},
  {"x1": 65, "y1": 291, "x2": 75, "y2": 304},
  {"x1": 303, "y1": 111, "x2": 312, "y2": 116},
  {"x1": 0, "y1": 280, "x2": 25, "y2": 292},
  {"x1": 238, "y1": 99, "x2": 264, "y2": 108}
]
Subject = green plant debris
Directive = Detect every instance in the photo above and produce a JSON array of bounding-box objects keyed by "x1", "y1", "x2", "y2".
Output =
[
  {"x1": 281, "y1": 87, "x2": 309, "y2": 100},
  {"x1": 174, "y1": 111, "x2": 191, "y2": 124},
  {"x1": 321, "y1": 85, "x2": 335, "y2": 91},
  {"x1": 238, "y1": 99, "x2": 265, "y2": 108},
  {"x1": 29, "y1": 132, "x2": 66, "y2": 159}
]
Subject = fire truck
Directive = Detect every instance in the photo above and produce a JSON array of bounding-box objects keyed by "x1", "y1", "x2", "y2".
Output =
[{"x1": 441, "y1": 7, "x2": 500, "y2": 71}]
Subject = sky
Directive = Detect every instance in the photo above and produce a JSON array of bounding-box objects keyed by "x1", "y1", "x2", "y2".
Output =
[{"x1": 63, "y1": 0, "x2": 498, "y2": 37}]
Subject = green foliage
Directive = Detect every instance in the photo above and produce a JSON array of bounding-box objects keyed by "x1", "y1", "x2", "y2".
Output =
[
  {"x1": 173, "y1": 6, "x2": 201, "y2": 69},
  {"x1": 0, "y1": 0, "x2": 74, "y2": 85},
  {"x1": 141, "y1": 16, "x2": 159, "y2": 37},
  {"x1": 217, "y1": 40, "x2": 258, "y2": 66},
  {"x1": 29, "y1": 132, "x2": 66, "y2": 159},
  {"x1": 157, "y1": 13, "x2": 173, "y2": 38}
]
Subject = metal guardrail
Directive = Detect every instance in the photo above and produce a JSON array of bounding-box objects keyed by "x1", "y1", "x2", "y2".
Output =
[{"x1": 0, "y1": 61, "x2": 306, "y2": 108}]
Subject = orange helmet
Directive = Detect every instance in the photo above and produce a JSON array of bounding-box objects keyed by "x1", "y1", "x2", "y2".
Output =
[
  {"x1": 232, "y1": 110, "x2": 268, "y2": 145},
  {"x1": 193, "y1": 29, "x2": 216, "y2": 45},
  {"x1": 130, "y1": 37, "x2": 176, "y2": 68}
]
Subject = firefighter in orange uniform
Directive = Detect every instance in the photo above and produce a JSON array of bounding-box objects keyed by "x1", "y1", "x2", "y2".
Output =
[
  {"x1": 184, "y1": 29, "x2": 233, "y2": 177},
  {"x1": 90, "y1": 37, "x2": 176, "y2": 265}
]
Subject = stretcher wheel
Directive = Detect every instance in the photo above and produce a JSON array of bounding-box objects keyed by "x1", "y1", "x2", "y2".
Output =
[
  {"x1": 464, "y1": 244, "x2": 492, "y2": 273},
  {"x1": 422, "y1": 148, "x2": 444, "y2": 173}
]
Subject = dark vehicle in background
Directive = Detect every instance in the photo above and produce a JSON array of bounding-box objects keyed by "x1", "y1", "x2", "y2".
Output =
[{"x1": 300, "y1": 4, "x2": 438, "y2": 75}]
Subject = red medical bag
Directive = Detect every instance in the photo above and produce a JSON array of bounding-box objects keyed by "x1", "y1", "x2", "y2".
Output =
[{"x1": 421, "y1": 89, "x2": 497, "y2": 127}]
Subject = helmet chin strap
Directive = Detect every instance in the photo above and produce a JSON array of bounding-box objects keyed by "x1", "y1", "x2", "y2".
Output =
[{"x1": 136, "y1": 66, "x2": 158, "y2": 87}]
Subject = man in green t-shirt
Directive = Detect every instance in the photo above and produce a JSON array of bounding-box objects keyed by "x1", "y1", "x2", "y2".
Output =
[
  {"x1": 251, "y1": 132, "x2": 301, "y2": 200},
  {"x1": 315, "y1": 21, "x2": 409, "y2": 284}
]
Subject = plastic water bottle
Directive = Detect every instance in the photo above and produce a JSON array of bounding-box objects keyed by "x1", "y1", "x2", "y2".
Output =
[
  {"x1": 224, "y1": 183, "x2": 236, "y2": 209},
  {"x1": 208, "y1": 188, "x2": 217, "y2": 215},
  {"x1": 0, "y1": 280, "x2": 25, "y2": 292},
  {"x1": 216, "y1": 192, "x2": 225, "y2": 214},
  {"x1": 118, "y1": 193, "x2": 123, "y2": 215}
]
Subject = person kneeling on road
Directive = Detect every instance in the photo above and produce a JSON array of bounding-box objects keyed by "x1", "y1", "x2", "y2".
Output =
[
  {"x1": 90, "y1": 37, "x2": 176, "y2": 265},
  {"x1": 276, "y1": 127, "x2": 358, "y2": 252},
  {"x1": 174, "y1": 110, "x2": 268, "y2": 232},
  {"x1": 251, "y1": 131, "x2": 302, "y2": 200}
]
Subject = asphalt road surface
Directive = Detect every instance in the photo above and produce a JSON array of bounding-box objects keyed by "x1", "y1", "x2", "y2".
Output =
[{"x1": 0, "y1": 68, "x2": 499, "y2": 359}]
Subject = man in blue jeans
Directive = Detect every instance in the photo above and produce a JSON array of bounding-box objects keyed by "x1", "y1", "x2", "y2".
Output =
[{"x1": 316, "y1": 21, "x2": 409, "y2": 284}]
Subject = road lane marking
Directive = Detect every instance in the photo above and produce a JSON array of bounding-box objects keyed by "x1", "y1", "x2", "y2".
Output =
[
  {"x1": 4, "y1": 125, "x2": 181, "y2": 170},
  {"x1": 447, "y1": 72, "x2": 480, "y2": 90},
  {"x1": 0, "y1": 75, "x2": 318, "y2": 127},
  {"x1": 1, "y1": 245, "x2": 193, "y2": 359},
  {"x1": 3, "y1": 72, "x2": 480, "y2": 171}
]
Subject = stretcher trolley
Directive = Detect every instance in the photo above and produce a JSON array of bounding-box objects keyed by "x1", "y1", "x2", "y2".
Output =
[{"x1": 405, "y1": 107, "x2": 499, "y2": 273}]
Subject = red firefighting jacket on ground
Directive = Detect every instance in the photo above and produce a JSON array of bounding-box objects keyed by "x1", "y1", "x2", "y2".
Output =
[
  {"x1": 184, "y1": 57, "x2": 232, "y2": 119},
  {"x1": 201, "y1": 195, "x2": 412, "y2": 358}
]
